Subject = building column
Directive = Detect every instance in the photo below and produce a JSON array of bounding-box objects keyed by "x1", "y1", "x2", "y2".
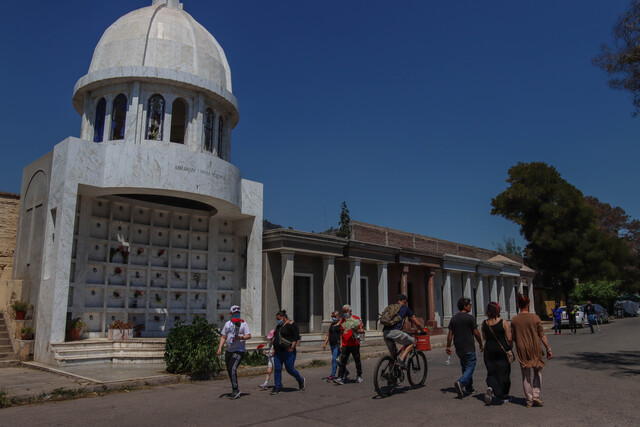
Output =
[
  {"x1": 442, "y1": 270, "x2": 453, "y2": 326},
  {"x1": 490, "y1": 276, "x2": 498, "y2": 303},
  {"x1": 426, "y1": 270, "x2": 436, "y2": 328},
  {"x1": 281, "y1": 251, "x2": 295, "y2": 319},
  {"x1": 321, "y1": 256, "x2": 335, "y2": 330},
  {"x1": 476, "y1": 275, "x2": 485, "y2": 322},
  {"x1": 463, "y1": 273, "x2": 472, "y2": 299},
  {"x1": 509, "y1": 278, "x2": 517, "y2": 319},
  {"x1": 527, "y1": 279, "x2": 536, "y2": 314},
  {"x1": 377, "y1": 262, "x2": 388, "y2": 319},
  {"x1": 518, "y1": 277, "x2": 525, "y2": 294},
  {"x1": 349, "y1": 259, "x2": 361, "y2": 316},
  {"x1": 401, "y1": 265, "x2": 409, "y2": 296},
  {"x1": 498, "y1": 276, "x2": 506, "y2": 316}
]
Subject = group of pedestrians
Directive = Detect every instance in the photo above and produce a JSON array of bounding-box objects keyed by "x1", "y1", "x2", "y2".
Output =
[
  {"x1": 553, "y1": 300, "x2": 598, "y2": 335},
  {"x1": 446, "y1": 294, "x2": 552, "y2": 408}
]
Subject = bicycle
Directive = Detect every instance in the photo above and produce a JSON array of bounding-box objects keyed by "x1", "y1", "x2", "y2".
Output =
[{"x1": 373, "y1": 331, "x2": 428, "y2": 398}]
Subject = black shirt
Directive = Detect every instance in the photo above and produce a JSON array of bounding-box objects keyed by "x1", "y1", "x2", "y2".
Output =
[
  {"x1": 274, "y1": 322, "x2": 300, "y2": 351},
  {"x1": 448, "y1": 312, "x2": 477, "y2": 353},
  {"x1": 328, "y1": 322, "x2": 341, "y2": 346}
]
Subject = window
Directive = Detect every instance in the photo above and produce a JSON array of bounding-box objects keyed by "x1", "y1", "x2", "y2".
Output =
[
  {"x1": 217, "y1": 116, "x2": 224, "y2": 157},
  {"x1": 170, "y1": 98, "x2": 187, "y2": 144},
  {"x1": 204, "y1": 108, "x2": 214, "y2": 152},
  {"x1": 94, "y1": 98, "x2": 106, "y2": 142},
  {"x1": 146, "y1": 94, "x2": 165, "y2": 141},
  {"x1": 110, "y1": 94, "x2": 127, "y2": 140}
]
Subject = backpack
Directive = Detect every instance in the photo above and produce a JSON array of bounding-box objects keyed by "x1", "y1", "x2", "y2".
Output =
[{"x1": 379, "y1": 303, "x2": 403, "y2": 327}]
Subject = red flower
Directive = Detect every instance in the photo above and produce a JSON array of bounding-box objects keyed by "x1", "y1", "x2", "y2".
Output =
[{"x1": 256, "y1": 344, "x2": 265, "y2": 350}]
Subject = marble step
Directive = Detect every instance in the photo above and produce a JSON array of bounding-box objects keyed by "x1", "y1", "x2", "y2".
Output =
[
  {"x1": 0, "y1": 339, "x2": 11, "y2": 347},
  {"x1": 0, "y1": 359, "x2": 20, "y2": 368},
  {"x1": 0, "y1": 345, "x2": 13, "y2": 353},
  {"x1": 0, "y1": 351, "x2": 18, "y2": 360}
]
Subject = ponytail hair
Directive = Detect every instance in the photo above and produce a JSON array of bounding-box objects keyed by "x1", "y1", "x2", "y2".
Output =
[
  {"x1": 516, "y1": 293, "x2": 530, "y2": 310},
  {"x1": 276, "y1": 309, "x2": 288, "y2": 319}
]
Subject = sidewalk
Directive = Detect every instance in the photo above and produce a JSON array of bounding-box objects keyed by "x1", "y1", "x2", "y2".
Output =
[{"x1": 0, "y1": 322, "x2": 554, "y2": 403}]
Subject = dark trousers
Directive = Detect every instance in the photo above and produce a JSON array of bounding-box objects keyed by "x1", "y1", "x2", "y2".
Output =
[
  {"x1": 337, "y1": 345, "x2": 362, "y2": 378},
  {"x1": 274, "y1": 349, "x2": 304, "y2": 389},
  {"x1": 569, "y1": 316, "x2": 577, "y2": 333},
  {"x1": 225, "y1": 351, "x2": 244, "y2": 391}
]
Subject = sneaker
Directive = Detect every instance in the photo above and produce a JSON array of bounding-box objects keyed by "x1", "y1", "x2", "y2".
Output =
[
  {"x1": 356, "y1": 376, "x2": 363, "y2": 383},
  {"x1": 258, "y1": 382, "x2": 269, "y2": 390},
  {"x1": 454, "y1": 381, "x2": 464, "y2": 398},
  {"x1": 327, "y1": 375, "x2": 335, "y2": 381},
  {"x1": 333, "y1": 377, "x2": 344, "y2": 385},
  {"x1": 299, "y1": 377, "x2": 306, "y2": 391},
  {"x1": 344, "y1": 369, "x2": 350, "y2": 379},
  {"x1": 229, "y1": 390, "x2": 241, "y2": 400},
  {"x1": 484, "y1": 387, "x2": 493, "y2": 405},
  {"x1": 396, "y1": 358, "x2": 406, "y2": 369},
  {"x1": 270, "y1": 388, "x2": 281, "y2": 395}
]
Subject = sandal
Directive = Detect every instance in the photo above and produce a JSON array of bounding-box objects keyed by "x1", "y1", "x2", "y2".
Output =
[{"x1": 532, "y1": 398, "x2": 543, "y2": 407}]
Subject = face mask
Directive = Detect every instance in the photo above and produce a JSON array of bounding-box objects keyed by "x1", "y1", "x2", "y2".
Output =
[
  {"x1": 232, "y1": 313, "x2": 240, "y2": 319},
  {"x1": 331, "y1": 317, "x2": 337, "y2": 322},
  {"x1": 277, "y1": 319, "x2": 284, "y2": 325},
  {"x1": 343, "y1": 313, "x2": 350, "y2": 318}
]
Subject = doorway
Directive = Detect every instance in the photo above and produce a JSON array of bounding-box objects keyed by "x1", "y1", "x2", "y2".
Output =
[{"x1": 294, "y1": 274, "x2": 313, "y2": 333}]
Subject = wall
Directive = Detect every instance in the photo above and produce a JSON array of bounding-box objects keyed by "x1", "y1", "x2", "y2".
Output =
[{"x1": 0, "y1": 192, "x2": 19, "y2": 278}]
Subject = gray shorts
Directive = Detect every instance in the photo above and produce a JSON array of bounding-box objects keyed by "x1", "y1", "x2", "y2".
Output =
[{"x1": 383, "y1": 329, "x2": 414, "y2": 356}]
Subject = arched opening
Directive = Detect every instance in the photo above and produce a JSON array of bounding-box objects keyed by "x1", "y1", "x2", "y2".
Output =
[
  {"x1": 170, "y1": 98, "x2": 187, "y2": 144},
  {"x1": 110, "y1": 94, "x2": 127, "y2": 140},
  {"x1": 147, "y1": 94, "x2": 165, "y2": 141},
  {"x1": 217, "y1": 116, "x2": 224, "y2": 157},
  {"x1": 94, "y1": 98, "x2": 106, "y2": 143},
  {"x1": 204, "y1": 108, "x2": 214, "y2": 152}
]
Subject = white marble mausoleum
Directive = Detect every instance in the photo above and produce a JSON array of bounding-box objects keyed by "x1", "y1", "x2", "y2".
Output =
[{"x1": 12, "y1": 0, "x2": 263, "y2": 364}]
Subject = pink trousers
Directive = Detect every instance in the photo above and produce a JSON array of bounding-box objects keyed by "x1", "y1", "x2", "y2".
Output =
[{"x1": 520, "y1": 366, "x2": 542, "y2": 404}]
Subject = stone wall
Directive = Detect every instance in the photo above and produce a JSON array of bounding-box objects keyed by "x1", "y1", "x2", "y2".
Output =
[
  {"x1": 0, "y1": 192, "x2": 20, "y2": 277},
  {"x1": 351, "y1": 221, "x2": 523, "y2": 263}
]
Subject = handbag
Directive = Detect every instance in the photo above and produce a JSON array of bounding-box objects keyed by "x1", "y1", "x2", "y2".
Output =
[
  {"x1": 485, "y1": 320, "x2": 515, "y2": 363},
  {"x1": 278, "y1": 327, "x2": 293, "y2": 349}
]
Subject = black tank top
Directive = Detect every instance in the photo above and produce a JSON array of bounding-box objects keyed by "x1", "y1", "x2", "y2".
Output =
[{"x1": 329, "y1": 323, "x2": 341, "y2": 346}]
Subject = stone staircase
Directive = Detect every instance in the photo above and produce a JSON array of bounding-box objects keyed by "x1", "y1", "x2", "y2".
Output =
[
  {"x1": 50, "y1": 339, "x2": 166, "y2": 365},
  {"x1": 0, "y1": 312, "x2": 19, "y2": 367}
]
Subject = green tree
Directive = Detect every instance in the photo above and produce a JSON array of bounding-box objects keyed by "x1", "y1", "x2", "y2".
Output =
[
  {"x1": 336, "y1": 201, "x2": 351, "y2": 238},
  {"x1": 492, "y1": 236, "x2": 524, "y2": 256},
  {"x1": 593, "y1": 0, "x2": 640, "y2": 115},
  {"x1": 571, "y1": 280, "x2": 621, "y2": 311},
  {"x1": 491, "y1": 162, "x2": 626, "y2": 296}
]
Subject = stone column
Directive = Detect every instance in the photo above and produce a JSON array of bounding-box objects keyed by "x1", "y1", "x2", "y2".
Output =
[
  {"x1": 528, "y1": 279, "x2": 536, "y2": 314},
  {"x1": 476, "y1": 275, "x2": 485, "y2": 322},
  {"x1": 349, "y1": 259, "x2": 361, "y2": 316},
  {"x1": 442, "y1": 270, "x2": 452, "y2": 326},
  {"x1": 321, "y1": 256, "x2": 335, "y2": 330},
  {"x1": 498, "y1": 276, "x2": 506, "y2": 315},
  {"x1": 80, "y1": 92, "x2": 93, "y2": 141},
  {"x1": 377, "y1": 262, "x2": 388, "y2": 317},
  {"x1": 426, "y1": 270, "x2": 436, "y2": 328},
  {"x1": 508, "y1": 278, "x2": 517, "y2": 319},
  {"x1": 463, "y1": 273, "x2": 472, "y2": 299},
  {"x1": 518, "y1": 277, "x2": 525, "y2": 294},
  {"x1": 281, "y1": 251, "x2": 295, "y2": 319},
  {"x1": 490, "y1": 276, "x2": 498, "y2": 303}
]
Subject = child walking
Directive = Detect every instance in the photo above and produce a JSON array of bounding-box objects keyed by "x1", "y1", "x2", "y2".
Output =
[{"x1": 259, "y1": 329, "x2": 275, "y2": 390}]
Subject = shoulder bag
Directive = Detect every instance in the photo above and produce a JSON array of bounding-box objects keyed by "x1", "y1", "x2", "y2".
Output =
[{"x1": 486, "y1": 320, "x2": 515, "y2": 363}]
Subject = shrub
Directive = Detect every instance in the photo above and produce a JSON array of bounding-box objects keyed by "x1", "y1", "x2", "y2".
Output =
[
  {"x1": 240, "y1": 350, "x2": 268, "y2": 367},
  {"x1": 164, "y1": 317, "x2": 223, "y2": 378}
]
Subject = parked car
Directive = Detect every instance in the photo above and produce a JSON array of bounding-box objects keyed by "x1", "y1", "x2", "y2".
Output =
[
  {"x1": 614, "y1": 300, "x2": 640, "y2": 317},
  {"x1": 560, "y1": 305, "x2": 585, "y2": 327},
  {"x1": 592, "y1": 304, "x2": 610, "y2": 324}
]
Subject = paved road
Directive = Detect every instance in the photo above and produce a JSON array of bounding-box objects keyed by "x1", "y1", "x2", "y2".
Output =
[{"x1": 2, "y1": 318, "x2": 639, "y2": 426}]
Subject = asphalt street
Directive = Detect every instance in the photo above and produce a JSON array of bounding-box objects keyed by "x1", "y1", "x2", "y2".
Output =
[{"x1": 2, "y1": 318, "x2": 639, "y2": 426}]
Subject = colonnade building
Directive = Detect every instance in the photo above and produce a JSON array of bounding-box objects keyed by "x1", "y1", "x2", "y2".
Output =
[{"x1": 262, "y1": 222, "x2": 535, "y2": 335}]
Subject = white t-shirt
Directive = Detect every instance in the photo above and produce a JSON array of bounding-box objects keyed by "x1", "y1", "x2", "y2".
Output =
[{"x1": 221, "y1": 319, "x2": 251, "y2": 352}]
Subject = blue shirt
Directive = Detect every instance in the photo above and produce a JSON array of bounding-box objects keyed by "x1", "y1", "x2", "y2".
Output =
[
  {"x1": 552, "y1": 308, "x2": 562, "y2": 320},
  {"x1": 384, "y1": 305, "x2": 414, "y2": 331}
]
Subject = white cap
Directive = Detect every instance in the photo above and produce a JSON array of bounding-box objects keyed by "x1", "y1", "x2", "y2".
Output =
[{"x1": 230, "y1": 305, "x2": 240, "y2": 314}]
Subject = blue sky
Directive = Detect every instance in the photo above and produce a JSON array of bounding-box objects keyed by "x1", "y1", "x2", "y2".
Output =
[{"x1": 1, "y1": 1, "x2": 638, "y2": 251}]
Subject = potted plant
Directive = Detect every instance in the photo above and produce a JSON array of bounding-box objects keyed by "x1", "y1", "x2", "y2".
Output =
[
  {"x1": 131, "y1": 290, "x2": 143, "y2": 308},
  {"x1": 11, "y1": 300, "x2": 29, "y2": 320},
  {"x1": 66, "y1": 317, "x2": 87, "y2": 341},
  {"x1": 108, "y1": 319, "x2": 136, "y2": 340},
  {"x1": 20, "y1": 327, "x2": 34, "y2": 340}
]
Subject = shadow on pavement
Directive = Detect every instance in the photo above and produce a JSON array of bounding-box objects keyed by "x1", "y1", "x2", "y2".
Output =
[{"x1": 558, "y1": 351, "x2": 640, "y2": 377}]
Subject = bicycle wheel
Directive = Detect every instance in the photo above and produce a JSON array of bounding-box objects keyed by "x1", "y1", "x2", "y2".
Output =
[
  {"x1": 373, "y1": 356, "x2": 398, "y2": 397},
  {"x1": 407, "y1": 351, "x2": 428, "y2": 388}
]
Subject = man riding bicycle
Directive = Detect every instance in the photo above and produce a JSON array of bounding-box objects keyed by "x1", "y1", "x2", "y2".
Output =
[{"x1": 382, "y1": 294, "x2": 424, "y2": 368}]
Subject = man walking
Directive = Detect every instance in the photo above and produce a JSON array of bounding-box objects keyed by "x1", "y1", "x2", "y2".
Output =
[
  {"x1": 567, "y1": 301, "x2": 577, "y2": 334},
  {"x1": 585, "y1": 300, "x2": 596, "y2": 334},
  {"x1": 217, "y1": 305, "x2": 251, "y2": 399},
  {"x1": 333, "y1": 304, "x2": 365, "y2": 385},
  {"x1": 551, "y1": 303, "x2": 562, "y2": 335},
  {"x1": 446, "y1": 297, "x2": 484, "y2": 398}
]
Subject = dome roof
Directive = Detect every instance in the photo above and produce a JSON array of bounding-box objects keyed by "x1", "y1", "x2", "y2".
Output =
[{"x1": 73, "y1": 0, "x2": 238, "y2": 124}]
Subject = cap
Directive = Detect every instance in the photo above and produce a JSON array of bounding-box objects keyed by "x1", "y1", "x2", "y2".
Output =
[
  {"x1": 266, "y1": 329, "x2": 275, "y2": 340},
  {"x1": 397, "y1": 294, "x2": 408, "y2": 301},
  {"x1": 230, "y1": 305, "x2": 240, "y2": 314}
]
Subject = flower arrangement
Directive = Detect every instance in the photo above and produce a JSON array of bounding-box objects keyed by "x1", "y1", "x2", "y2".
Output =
[
  {"x1": 113, "y1": 291, "x2": 120, "y2": 298},
  {"x1": 193, "y1": 273, "x2": 201, "y2": 286},
  {"x1": 133, "y1": 290, "x2": 143, "y2": 299},
  {"x1": 155, "y1": 293, "x2": 162, "y2": 303},
  {"x1": 175, "y1": 292, "x2": 182, "y2": 300},
  {"x1": 155, "y1": 249, "x2": 165, "y2": 258},
  {"x1": 221, "y1": 294, "x2": 226, "y2": 301},
  {"x1": 137, "y1": 247, "x2": 144, "y2": 256},
  {"x1": 109, "y1": 246, "x2": 130, "y2": 263},
  {"x1": 113, "y1": 267, "x2": 122, "y2": 276},
  {"x1": 173, "y1": 272, "x2": 180, "y2": 279},
  {"x1": 109, "y1": 319, "x2": 136, "y2": 331},
  {"x1": 194, "y1": 294, "x2": 200, "y2": 301}
]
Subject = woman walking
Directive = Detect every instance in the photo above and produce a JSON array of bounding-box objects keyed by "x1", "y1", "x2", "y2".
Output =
[
  {"x1": 481, "y1": 302, "x2": 512, "y2": 405},
  {"x1": 511, "y1": 294, "x2": 553, "y2": 408},
  {"x1": 322, "y1": 311, "x2": 341, "y2": 380},
  {"x1": 270, "y1": 310, "x2": 305, "y2": 395}
]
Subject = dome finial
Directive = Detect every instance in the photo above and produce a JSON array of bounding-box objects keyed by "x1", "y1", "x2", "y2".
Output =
[{"x1": 152, "y1": 0, "x2": 183, "y2": 8}]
